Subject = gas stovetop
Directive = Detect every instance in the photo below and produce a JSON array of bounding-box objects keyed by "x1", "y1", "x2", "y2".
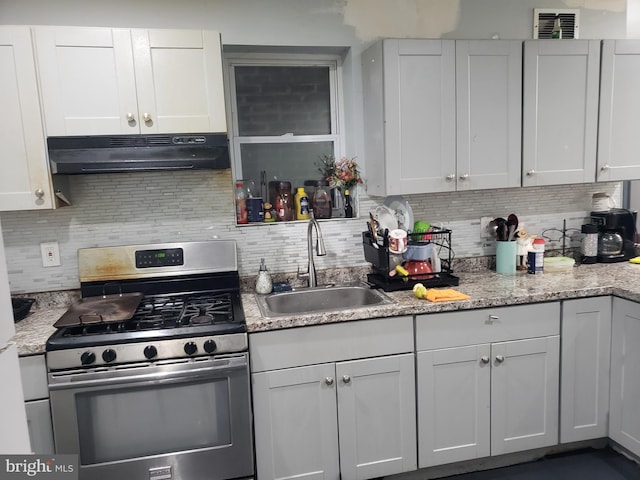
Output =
[
  {"x1": 46, "y1": 241, "x2": 248, "y2": 371},
  {"x1": 46, "y1": 291, "x2": 246, "y2": 349}
]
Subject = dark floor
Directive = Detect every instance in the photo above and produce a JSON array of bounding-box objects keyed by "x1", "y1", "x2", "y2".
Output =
[{"x1": 444, "y1": 448, "x2": 640, "y2": 480}]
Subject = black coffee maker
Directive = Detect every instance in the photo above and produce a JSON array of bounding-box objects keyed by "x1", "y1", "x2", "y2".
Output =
[{"x1": 590, "y1": 208, "x2": 638, "y2": 263}]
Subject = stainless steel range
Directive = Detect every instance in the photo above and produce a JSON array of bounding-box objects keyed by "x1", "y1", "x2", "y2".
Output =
[{"x1": 46, "y1": 241, "x2": 253, "y2": 480}]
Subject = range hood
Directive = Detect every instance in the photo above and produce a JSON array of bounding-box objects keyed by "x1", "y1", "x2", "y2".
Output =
[{"x1": 48, "y1": 133, "x2": 230, "y2": 174}]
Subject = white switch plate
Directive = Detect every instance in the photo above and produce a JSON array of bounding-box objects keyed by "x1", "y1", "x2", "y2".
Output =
[{"x1": 40, "y1": 242, "x2": 61, "y2": 267}]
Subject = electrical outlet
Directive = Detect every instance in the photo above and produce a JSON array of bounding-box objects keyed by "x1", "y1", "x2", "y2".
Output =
[
  {"x1": 40, "y1": 242, "x2": 61, "y2": 267},
  {"x1": 480, "y1": 217, "x2": 494, "y2": 239}
]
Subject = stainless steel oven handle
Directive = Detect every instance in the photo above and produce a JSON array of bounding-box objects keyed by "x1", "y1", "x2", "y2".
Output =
[{"x1": 49, "y1": 356, "x2": 247, "y2": 391}]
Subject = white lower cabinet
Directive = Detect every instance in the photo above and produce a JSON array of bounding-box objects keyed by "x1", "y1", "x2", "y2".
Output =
[
  {"x1": 416, "y1": 303, "x2": 560, "y2": 468},
  {"x1": 19, "y1": 355, "x2": 54, "y2": 454},
  {"x1": 609, "y1": 297, "x2": 640, "y2": 457},
  {"x1": 250, "y1": 317, "x2": 416, "y2": 480},
  {"x1": 560, "y1": 297, "x2": 612, "y2": 443}
]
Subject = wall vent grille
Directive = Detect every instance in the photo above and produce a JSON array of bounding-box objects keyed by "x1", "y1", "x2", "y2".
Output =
[{"x1": 533, "y1": 8, "x2": 579, "y2": 39}]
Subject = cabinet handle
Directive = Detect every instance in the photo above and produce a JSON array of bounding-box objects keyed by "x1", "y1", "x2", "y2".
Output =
[
  {"x1": 526, "y1": 169, "x2": 536, "y2": 176},
  {"x1": 126, "y1": 112, "x2": 136, "y2": 122},
  {"x1": 495, "y1": 355, "x2": 505, "y2": 363},
  {"x1": 325, "y1": 377, "x2": 334, "y2": 386},
  {"x1": 34, "y1": 189, "x2": 44, "y2": 199},
  {"x1": 445, "y1": 174, "x2": 455, "y2": 182},
  {"x1": 480, "y1": 356, "x2": 490, "y2": 364},
  {"x1": 459, "y1": 173, "x2": 469, "y2": 181},
  {"x1": 143, "y1": 112, "x2": 152, "y2": 123},
  {"x1": 342, "y1": 375, "x2": 351, "y2": 384},
  {"x1": 486, "y1": 314, "x2": 499, "y2": 324},
  {"x1": 600, "y1": 163, "x2": 610, "y2": 172}
]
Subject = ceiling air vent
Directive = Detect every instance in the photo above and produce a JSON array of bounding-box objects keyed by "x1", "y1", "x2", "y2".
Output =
[{"x1": 533, "y1": 8, "x2": 579, "y2": 39}]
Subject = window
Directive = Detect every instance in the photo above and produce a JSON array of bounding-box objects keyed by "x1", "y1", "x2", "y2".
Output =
[{"x1": 225, "y1": 53, "x2": 345, "y2": 206}]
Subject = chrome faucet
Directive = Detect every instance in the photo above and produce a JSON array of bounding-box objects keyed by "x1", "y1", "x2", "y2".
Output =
[{"x1": 298, "y1": 215, "x2": 326, "y2": 287}]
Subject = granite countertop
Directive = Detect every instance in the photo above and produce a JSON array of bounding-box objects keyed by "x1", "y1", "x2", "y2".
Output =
[
  {"x1": 243, "y1": 262, "x2": 640, "y2": 332},
  {"x1": 13, "y1": 262, "x2": 640, "y2": 355}
]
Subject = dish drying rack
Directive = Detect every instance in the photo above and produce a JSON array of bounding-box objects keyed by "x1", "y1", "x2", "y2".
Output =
[{"x1": 362, "y1": 227, "x2": 459, "y2": 292}]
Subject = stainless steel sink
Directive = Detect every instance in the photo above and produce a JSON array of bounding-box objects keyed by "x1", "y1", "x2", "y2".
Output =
[{"x1": 255, "y1": 284, "x2": 394, "y2": 317}]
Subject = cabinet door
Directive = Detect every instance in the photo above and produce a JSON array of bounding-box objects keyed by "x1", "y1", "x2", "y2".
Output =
[
  {"x1": 560, "y1": 297, "x2": 611, "y2": 443},
  {"x1": 610, "y1": 298, "x2": 640, "y2": 457},
  {"x1": 35, "y1": 26, "x2": 138, "y2": 136},
  {"x1": 522, "y1": 40, "x2": 600, "y2": 186},
  {"x1": 381, "y1": 39, "x2": 456, "y2": 195},
  {"x1": 337, "y1": 354, "x2": 416, "y2": 480},
  {"x1": 598, "y1": 40, "x2": 640, "y2": 181},
  {"x1": 417, "y1": 345, "x2": 490, "y2": 468},
  {"x1": 0, "y1": 27, "x2": 54, "y2": 211},
  {"x1": 491, "y1": 336, "x2": 559, "y2": 455},
  {"x1": 131, "y1": 29, "x2": 226, "y2": 134},
  {"x1": 456, "y1": 40, "x2": 521, "y2": 191},
  {"x1": 252, "y1": 364, "x2": 339, "y2": 480},
  {"x1": 24, "y1": 400, "x2": 54, "y2": 454}
]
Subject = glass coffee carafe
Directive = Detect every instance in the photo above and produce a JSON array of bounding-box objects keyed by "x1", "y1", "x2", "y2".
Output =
[{"x1": 598, "y1": 231, "x2": 623, "y2": 257}]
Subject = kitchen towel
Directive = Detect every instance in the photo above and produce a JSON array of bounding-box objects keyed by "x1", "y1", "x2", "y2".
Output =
[
  {"x1": 413, "y1": 283, "x2": 470, "y2": 302},
  {"x1": 424, "y1": 288, "x2": 470, "y2": 302}
]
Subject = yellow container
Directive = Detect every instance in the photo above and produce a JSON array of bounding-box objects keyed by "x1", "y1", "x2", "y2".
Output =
[{"x1": 294, "y1": 187, "x2": 310, "y2": 220}]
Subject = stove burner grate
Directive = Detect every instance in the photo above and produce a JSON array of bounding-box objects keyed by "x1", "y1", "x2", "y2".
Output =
[{"x1": 56, "y1": 292, "x2": 237, "y2": 338}]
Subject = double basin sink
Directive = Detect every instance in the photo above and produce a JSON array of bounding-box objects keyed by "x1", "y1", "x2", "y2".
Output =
[{"x1": 255, "y1": 284, "x2": 394, "y2": 317}]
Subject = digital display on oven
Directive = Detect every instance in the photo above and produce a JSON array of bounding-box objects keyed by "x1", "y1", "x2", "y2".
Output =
[{"x1": 135, "y1": 248, "x2": 184, "y2": 268}]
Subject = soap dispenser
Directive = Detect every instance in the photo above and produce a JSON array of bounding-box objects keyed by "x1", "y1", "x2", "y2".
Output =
[{"x1": 255, "y1": 258, "x2": 273, "y2": 294}]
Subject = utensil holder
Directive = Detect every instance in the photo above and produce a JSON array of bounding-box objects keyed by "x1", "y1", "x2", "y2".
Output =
[{"x1": 496, "y1": 241, "x2": 516, "y2": 274}]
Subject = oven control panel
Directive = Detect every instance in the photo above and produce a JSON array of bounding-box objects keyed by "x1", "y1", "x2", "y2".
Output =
[{"x1": 135, "y1": 248, "x2": 184, "y2": 268}]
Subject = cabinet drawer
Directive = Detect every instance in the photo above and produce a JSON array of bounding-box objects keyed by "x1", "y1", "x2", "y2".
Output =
[
  {"x1": 19, "y1": 355, "x2": 48, "y2": 401},
  {"x1": 416, "y1": 302, "x2": 560, "y2": 351},
  {"x1": 250, "y1": 316, "x2": 413, "y2": 373}
]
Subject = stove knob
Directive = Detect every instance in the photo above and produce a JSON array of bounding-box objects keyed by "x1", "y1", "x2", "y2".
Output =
[
  {"x1": 184, "y1": 341, "x2": 198, "y2": 356},
  {"x1": 102, "y1": 348, "x2": 117, "y2": 363},
  {"x1": 80, "y1": 351, "x2": 96, "y2": 365},
  {"x1": 144, "y1": 345, "x2": 158, "y2": 359},
  {"x1": 204, "y1": 339, "x2": 217, "y2": 354}
]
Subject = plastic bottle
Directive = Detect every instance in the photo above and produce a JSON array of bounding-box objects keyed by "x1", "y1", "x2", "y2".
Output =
[
  {"x1": 312, "y1": 181, "x2": 332, "y2": 219},
  {"x1": 235, "y1": 181, "x2": 248, "y2": 224},
  {"x1": 275, "y1": 182, "x2": 293, "y2": 222},
  {"x1": 294, "y1": 187, "x2": 310, "y2": 220},
  {"x1": 255, "y1": 258, "x2": 273, "y2": 294},
  {"x1": 527, "y1": 237, "x2": 545, "y2": 274},
  {"x1": 344, "y1": 189, "x2": 353, "y2": 218}
]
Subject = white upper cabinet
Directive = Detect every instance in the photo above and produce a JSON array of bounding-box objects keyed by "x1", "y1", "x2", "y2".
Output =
[
  {"x1": 455, "y1": 40, "x2": 522, "y2": 191},
  {"x1": 598, "y1": 40, "x2": 640, "y2": 182},
  {"x1": 34, "y1": 26, "x2": 226, "y2": 136},
  {"x1": 362, "y1": 39, "x2": 521, "y2": 196},
  {"x1": 0, "y1": 26, "x2": 56, "y2": 211},
  {"x1": 522, "y1": 40, "x2": 600, "y2": 186},
  {"x1": 363, "y1": 39, "x2": 456, "y2": 196}
]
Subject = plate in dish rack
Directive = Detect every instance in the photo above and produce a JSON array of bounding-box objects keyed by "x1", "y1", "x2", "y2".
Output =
[
  {"x1": 372, "y1": 206, "x2": 398, "y2": 233},
  {"x1": 384, "y1": 195, "x2": 414, "y2": 231}
]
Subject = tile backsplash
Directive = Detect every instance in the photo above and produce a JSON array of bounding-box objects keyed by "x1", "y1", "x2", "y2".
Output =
[{"x1": 0, "y1": 169, "x2": 621, "y2": 293}]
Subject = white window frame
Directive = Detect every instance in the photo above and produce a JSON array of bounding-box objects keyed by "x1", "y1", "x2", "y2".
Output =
[{"x1": 223, "y1": 53, "x2": 346, "y2": 180}]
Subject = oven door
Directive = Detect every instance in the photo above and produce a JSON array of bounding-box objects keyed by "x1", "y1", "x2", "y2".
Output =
[{"x1": 48, "y1": 353, "x2": 253, "y2": 480}]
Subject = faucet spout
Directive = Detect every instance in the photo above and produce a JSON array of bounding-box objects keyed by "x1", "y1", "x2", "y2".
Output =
[{"x1": 305, "y1": 216, "x2": 326, "y2": 287}]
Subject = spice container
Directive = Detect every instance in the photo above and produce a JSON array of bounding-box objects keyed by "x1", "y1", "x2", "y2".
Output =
[{"x1": 527, "y1": 238, "x2": 545, "y2": 275}]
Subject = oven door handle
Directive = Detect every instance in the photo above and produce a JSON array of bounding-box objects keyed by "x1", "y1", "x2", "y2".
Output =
[{"x1": 49, "y1": 356, "x2": 247, "y2": 391}]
